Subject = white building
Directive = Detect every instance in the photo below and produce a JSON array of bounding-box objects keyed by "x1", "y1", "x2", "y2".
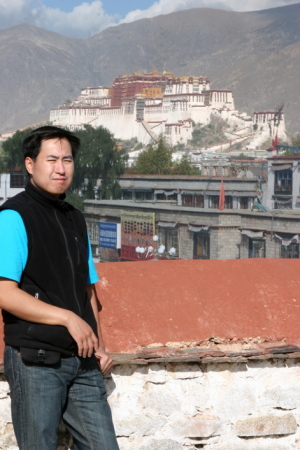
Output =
[
  {"x1": 50, "y1": 71, "x2": 286, "y2": 148},
  {"x1": 0, "y1": 174, "x2": 25, "y2": 205}
]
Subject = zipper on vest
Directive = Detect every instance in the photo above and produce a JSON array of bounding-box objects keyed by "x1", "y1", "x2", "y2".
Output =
[
  {"x1": 54, "y1": 209, "x2": 81, "y2": 315},
  {"x1": 74, "y1": 236, "x2": 80, "y2": 265}
]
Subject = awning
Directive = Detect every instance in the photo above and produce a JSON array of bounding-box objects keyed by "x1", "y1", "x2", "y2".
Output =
[
  {"x1": 123, "y1": 188, "x2": 153, "y2": 192},
  {"x1": 274, "y1": 234, "x2": 299, "y2": 246},
  {"x1": 181, "y1": 191, "x2": 202, "y2": 195},
  {"x1": 272, "y1": 164, "x2": 292, "y2": 171},
  {"x1": 273, "y1": 196, "x2": 292, "y2": 203},
  {"x1": 154, "y1": 190, "x2": 177, "y2": 196},
  {"x1": 241, "y1": 230, "x2": 264, "y2": 238},
  {"x1": 188, "y1": 224, "x2": 209, "y2": 232},
  {"x1": 232, "y1": 192, "x2": 256, "y2": 197},
  {"x1": 157, "y1": 222, "x2": 177, "y2": 228}
]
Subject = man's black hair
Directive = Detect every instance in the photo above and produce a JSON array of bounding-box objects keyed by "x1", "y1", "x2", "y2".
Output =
[{"x1": 22, "y1": 126, "x2": 80, "y2": 161}]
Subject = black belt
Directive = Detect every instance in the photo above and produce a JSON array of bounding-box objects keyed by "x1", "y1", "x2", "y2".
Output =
[{"x1": 12, "y1": 346, "x2": 74, "y2": 364}]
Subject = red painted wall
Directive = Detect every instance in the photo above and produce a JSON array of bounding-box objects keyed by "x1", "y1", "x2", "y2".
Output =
[
  {"x1": 1, "y1": 259, "x2": 300, "y2": 363},
  {"x1": 95, "y1": 259, "x2": 300, "y2": 353}
]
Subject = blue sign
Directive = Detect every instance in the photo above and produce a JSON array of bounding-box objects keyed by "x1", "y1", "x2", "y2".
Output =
[{"x1": 99, "y1": 222, "x2": 118, "y2": 249}]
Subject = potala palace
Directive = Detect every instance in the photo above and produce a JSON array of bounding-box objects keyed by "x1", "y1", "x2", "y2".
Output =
[{"x1": 50, "y1": 71, "x2": 286, "y2": 149}]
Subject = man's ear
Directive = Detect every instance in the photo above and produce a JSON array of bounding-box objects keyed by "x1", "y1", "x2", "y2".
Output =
[{"x1": 24, "y1": 157, "x2": 33, "y2": 175}]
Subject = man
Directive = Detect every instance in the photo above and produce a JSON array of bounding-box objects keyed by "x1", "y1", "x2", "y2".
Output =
[{"x1": 0, "y1": 126, "x2": 119, "y2": 450}]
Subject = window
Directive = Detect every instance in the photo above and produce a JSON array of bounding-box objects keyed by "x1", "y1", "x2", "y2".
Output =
[
  {"x1": 249, "y1": 239, "x2": 265, "y2": 258},
  {"x1": 156, "y1": 193, "x2": 166, "y2": 201},
  {"x1": 135, "y1": 191, "x2": 153, "y2": 201},
  {"x1": 194, "y1": 231, "x2": 210, "y2": 259},
  {"x1": 281, "y1": 243, "x2": 299, "y2": 259},
  {"x1": 182, "y1": 194, "x2": 204, "y2": 208},
  {"x1": 162, "y1": 228, "x2": 179, "y2": 257},
  {"x1": 194, "y1": 194, "x2": 204, "y2": 208},
  {"x1": 87, "y1": 222, "x2": 99, "y2": 243},
  {"x1": 122, "y1": 190, "x2": 133, "y2": 200},
  {"x1": 182, "y1": 194, "x2": 193, "y2": 206},
  {"x1": 240, "y1": 197, "x2": 249, "y2": 210},
  {"x1": 209, "y1": 196, "x2": 219, "y2": 209},
  {"x1": 274, "y1": 197, "x2": 292, "y2": 210},
  {"x1": 224, "y1": 196, "x2": 233, "y2": 209},
  {"x1": 10, "y1": 174, "x2": 27, "y2": 188},
  {"x1": 274, "y1": 169, "x2": 292, "y2": 195}
]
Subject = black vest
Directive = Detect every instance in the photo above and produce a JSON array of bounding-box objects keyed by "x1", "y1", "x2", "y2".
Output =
[{"x1": 0, "y1": 182, "x2": 98, "y2": 355}]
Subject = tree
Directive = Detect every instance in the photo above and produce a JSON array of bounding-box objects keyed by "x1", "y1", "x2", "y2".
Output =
[
  {"x1": 131, "y1": 136, "x2": 173, "y2": 174},
  {"x1": 1, "y1": 125, "x2": 128, "y2": 201},
  {"x1": 292, "y1": 133, "x2": 300, "y2": 146},
  {"x1": 131, "y1": 136, "x2": 198, "y2": 175},
  {"x1": 173, "y1": 153, "x2": 199, "y2": 175},
  {"x1": 189, "y1": 115, "x2": 229, "y2": 148},
  {"x1": 73, "y1": 125, "x2": 128, "y2": 199},
  {"x1": 65, "y1": 190, "x2": 84, "y2": 211},
  {"x1": 2, "y1": 128, "x2": 34, "y2": 172}
]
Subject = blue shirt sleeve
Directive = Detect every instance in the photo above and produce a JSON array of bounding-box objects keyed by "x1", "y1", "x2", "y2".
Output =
[
  {"x1": 0, "y1": 209, "x2": 99, "y2": 285},
  {"x1": 0, "y1": 210, "x2": 28, "y2": 282},
  {"x1": 87, "y1": 235, "x2": 99, "y2": 285}
]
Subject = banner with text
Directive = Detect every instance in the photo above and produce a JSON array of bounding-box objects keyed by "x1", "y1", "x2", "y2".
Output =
[
  {"x1": 121, "y1": 210, "x2": 155, "y2": 260},
  {"x1": 99, "y1": 222, "x2": 120, "y2": 249}
]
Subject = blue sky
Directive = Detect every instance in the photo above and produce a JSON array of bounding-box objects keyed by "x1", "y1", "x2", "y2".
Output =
[
  {"x1": 0, "y1": 0, "x2": 298, "y2": 38},
  {"x1": 45, "y1": 0, "x2": 155, "y2": 16}
]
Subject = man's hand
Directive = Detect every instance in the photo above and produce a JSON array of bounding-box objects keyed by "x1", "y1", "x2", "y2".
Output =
[
  {"x1": 95, "y1": 347, "x2": 113, "y2": 374},
  {"x1": 65, "y1": 311, "x2": 99, "y2": 358},
  {"x1": 0, "y1": 278, "x2": 98, "y2": 359}
]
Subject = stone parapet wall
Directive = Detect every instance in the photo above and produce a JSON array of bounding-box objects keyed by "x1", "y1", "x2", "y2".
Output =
[{"x1": 1, "y1": 356, "x2": 300, "y2": 450}]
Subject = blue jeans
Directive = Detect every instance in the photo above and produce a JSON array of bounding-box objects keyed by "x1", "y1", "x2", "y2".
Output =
[{"x1": 4, "y1": 346, "x2": 119, "y2": 450}]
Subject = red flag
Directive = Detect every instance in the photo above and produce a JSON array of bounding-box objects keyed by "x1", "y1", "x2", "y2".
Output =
[
  {"x1": 219, "y1": 179, "x2": 225, "y2": 210},
  {"x1": 272, "y1": 133, "x2": 278, "y2": 149}
]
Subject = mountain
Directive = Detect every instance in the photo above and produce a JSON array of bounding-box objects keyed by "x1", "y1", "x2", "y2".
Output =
[{"x1": 0, "y1": 3, "x2": 299, "y2": 135}]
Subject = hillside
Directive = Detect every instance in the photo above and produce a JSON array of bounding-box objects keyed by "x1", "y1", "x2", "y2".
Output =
[{"x1": 0, "y1": 3, "x2": 299, "y2": 134}]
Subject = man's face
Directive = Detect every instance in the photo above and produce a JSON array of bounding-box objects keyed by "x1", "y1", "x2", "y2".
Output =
[{"x1": 25, "y1": 138, "x2": 74, "y2": 198}]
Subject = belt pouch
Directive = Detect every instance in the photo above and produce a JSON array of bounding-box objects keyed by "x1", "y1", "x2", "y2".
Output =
[{"x1": 20, "y1": 347, "x2": 61, "y2": 364}]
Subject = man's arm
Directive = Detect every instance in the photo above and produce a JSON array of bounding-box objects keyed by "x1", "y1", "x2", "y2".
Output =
[
  {"x1": 86, "y1": 284, "x2": 113, "y2": 374},
  {"x1": 0, "y1": 278, "x2": 98, "y2": 358}
]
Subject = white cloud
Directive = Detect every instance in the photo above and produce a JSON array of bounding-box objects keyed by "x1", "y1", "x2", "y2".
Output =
[
  {"x1": 0, "y1": 0, "x2": 116, "y2": 38},
  {"x1": 120, "y1": 0, "x2": 300, "y2": 24},
  {"x1": 32, "y1": 1, "x2": 116, "y2": 37},
  {"x1": 0, "y1": 0, "x2": 36, "y2": 26},
  {"x1": 0, "y1": 0, "x2": 298, "y2": 37}
]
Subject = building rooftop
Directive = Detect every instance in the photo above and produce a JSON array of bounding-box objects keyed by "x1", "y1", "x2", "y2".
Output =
[{"x1": 84, "y1": 198, "x2": 300, "y2": 219}]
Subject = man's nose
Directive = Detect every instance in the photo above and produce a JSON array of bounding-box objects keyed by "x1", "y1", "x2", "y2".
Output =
[{"x1": 55, "y1": 159, "x2": 66, "y2": 173}]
